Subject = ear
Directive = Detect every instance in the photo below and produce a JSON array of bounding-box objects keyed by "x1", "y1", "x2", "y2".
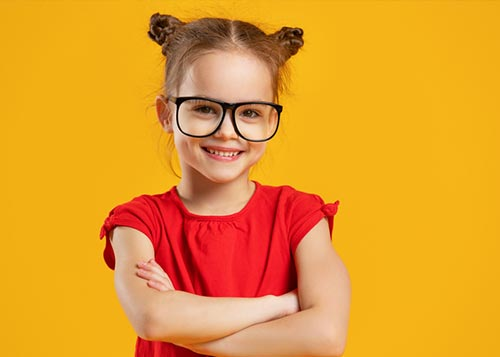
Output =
[{"x1": 156, "y1": 95, "x2": 174, "y2": 133}]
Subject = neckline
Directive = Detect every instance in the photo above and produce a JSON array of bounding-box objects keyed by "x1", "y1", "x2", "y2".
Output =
[{"x1": 171, "y1": 181, "x2": 261, "y2": 221}]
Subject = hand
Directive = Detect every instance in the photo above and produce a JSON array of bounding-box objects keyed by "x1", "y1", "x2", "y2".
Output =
[{"x1": 136, "y1": 259, "x2": 175, "y2": 292}]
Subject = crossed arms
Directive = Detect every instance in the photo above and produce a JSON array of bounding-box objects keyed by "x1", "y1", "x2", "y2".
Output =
[{"x1": 110, "y1": 218, "x2": 351, "y2": 356}]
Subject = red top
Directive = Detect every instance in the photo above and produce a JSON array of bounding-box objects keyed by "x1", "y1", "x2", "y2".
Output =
[{"x1": 100, "y1": 181, "x2": 339, "y2": 357}]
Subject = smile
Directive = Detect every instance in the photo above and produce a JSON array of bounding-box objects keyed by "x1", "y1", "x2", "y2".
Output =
[{"x1": 203, "y1": 147, "x2": 242, "y2": 158}]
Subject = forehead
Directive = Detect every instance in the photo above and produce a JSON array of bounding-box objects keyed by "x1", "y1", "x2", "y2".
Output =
[{"x1": 178, "y1": 50, "x2": 274, "y2": 102}]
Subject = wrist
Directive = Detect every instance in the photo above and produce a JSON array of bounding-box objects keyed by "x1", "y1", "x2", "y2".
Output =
[{"x1": 263, "y1": 293, "x2": 296, "y2": 320}]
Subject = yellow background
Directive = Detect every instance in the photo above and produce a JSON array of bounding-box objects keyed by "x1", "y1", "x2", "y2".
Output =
[{"x1": 2, "y1": 0, "x2": 499, "y2": 356}]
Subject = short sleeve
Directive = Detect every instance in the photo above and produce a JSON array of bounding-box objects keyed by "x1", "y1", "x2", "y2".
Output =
[
  {"x1": 99, "y1": 196, "x2": 159, "y2": 269},
  {"x1": 288, "y1": 192, "x2": 339, "y2": 254}
]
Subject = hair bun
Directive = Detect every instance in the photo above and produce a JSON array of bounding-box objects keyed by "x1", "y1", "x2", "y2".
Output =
[
  {"x1": 148, "y1": 13, "x2": 185, "y2": 55},
  {"x1": 271, "y1": 26, "x2": 304, "y2": 58}
]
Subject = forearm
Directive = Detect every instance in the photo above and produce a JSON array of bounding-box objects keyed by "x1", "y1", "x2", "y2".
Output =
[
  {"x1": 116, "y1": 271, "x2": 288, "y2": 345},
  {"x1": 136, "y1": 289, "x2": 288, "y2": 345},
  {"x1": 187, "y1": 306, "x2": 346, "y2": 357}
]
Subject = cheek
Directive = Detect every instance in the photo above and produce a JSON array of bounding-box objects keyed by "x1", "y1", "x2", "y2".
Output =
[
  {"x1": 250, "y1": 143, "x2": 267, "y2": 162},
  {"x1": 173, "y1": 133, "x2": 197, "y2": 159}
]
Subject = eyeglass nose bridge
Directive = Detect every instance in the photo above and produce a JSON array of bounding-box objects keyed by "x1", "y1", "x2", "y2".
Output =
[{"x1": 212, "y1": 102, "x2": 243, "y2": 136}]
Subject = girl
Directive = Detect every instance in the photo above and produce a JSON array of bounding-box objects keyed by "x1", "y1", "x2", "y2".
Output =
[{"x1": 100, "y1": 13, "x2": 351, "y2": 357}]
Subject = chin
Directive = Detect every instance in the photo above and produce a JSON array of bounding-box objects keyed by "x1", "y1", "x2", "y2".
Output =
[
  {"x1": 182, "y1": 158, "x2": 255, "y2": 185},
  {"x1": 196, "y1": 165, "x2": 250, "y2": 184},
  {"x1": 204, "y1": 172, "x2": 247, "y2": 184}
]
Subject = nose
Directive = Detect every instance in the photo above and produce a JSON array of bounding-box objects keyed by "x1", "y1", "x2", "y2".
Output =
[{"x1": 214, "y1": 109, "x2": 239, "y2": 139}]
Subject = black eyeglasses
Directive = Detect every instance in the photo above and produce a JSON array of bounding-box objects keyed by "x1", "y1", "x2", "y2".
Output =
[{"x1": 168, "y1": 96, "x2": 282, "y2": 142}]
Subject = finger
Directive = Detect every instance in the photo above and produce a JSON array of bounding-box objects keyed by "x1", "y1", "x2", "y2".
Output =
[
  {"x1": 147, "y1": 279, "x2": 170, "y2": 292},
  {"x1": 145, "y1": 261, "x2": 174, "y2": 287},
  {"x1": 136, "y1": 267, "x2": 175, "y2": 289},
  {"x1": 136, "y1": 267, "x2": 155, "y2": 280},
  {"x1": 149, "y1": 259, "x2": 166, "y2": 271},
  {"x1": 149, "y1": 260, "x2": 175, "y2": 286},
  {"x1": 144, "y1": 271, "x2": 174, "y2": 291},
  {"x1": 138, "y1": 260, "x2": 169, "y2": 278},
  {"x1": 136, "y1": 267, "x2": 165, "y2": 282},
  {"x1": 136, "y1": 261, "x2": 175, "y2": 290}
]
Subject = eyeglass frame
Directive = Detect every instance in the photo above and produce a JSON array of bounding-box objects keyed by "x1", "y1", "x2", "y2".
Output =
[{"x1": 167, "y1": 96, "x2": 283, "y2": 142}]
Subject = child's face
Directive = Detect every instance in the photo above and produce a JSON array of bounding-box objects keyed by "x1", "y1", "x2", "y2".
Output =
[{"x1": 164, "y1": 50, "x2": 275, "y2": 184}]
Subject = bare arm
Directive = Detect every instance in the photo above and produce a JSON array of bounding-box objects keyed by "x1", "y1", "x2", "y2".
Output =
[
  {"x1": 110, "y1": 226, "x2": 298, "y2": 346},
  {"x1": 184, "y1": 219, "x2": 351, "y2": 356}
]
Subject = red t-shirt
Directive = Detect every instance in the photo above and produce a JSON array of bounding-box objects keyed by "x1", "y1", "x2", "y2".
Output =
[{"x1": 100, "y1": 182, "x2": 339, "y2": 357}]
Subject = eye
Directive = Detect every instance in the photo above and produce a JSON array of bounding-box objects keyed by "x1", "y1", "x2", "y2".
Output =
[
  {"x1": 194, "y1": 105, "x2": 216, "y2": 114},
  {"x1": 186, "y1": 99, "x2": 221, "y2": 117},
  {"x1": 239, "y1": 108, "x2": 261, "y2": 119}
]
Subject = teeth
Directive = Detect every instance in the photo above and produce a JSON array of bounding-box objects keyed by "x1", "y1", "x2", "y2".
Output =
[{"x1": 207, "y1": 148, "x2": 240, "y2": 157}]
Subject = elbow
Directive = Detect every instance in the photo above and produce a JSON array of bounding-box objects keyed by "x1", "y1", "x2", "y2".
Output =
[
  {"x1": 313, "y1": 324, "x2": 347, "y2": 357},
  {"x1": 135, "y1": 317, "x2": 178, "y2": 342},
  {"x1": 125, "y1": 292, "x2": 178, "y2": 342},
  {"x1": 131, "y1": 306, "x2": 175, "y2": 342},
  {"x1": 126, "y1": 292, "x2": 184, "y2": 343},
  {"x1": 132, "y1": 308, "x2": 183, "y2": 343},
  {"x1": 325, "y1": 336, "x2": 347, "y2": 357},
  {"x1": 136, "y1": 327, "x2": 158, "y2": 342},
  {"x1": 133, "y1": 313, "x2": 164, "y2": 341}
]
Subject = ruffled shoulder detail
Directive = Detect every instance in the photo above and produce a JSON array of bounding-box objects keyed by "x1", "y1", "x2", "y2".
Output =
[
  {"x1": 321, "y1": 201, "x2": 340, "y2": 216},
  {"x1": 285, "y1": 188, "x2": 339, "y2": 253},
  {"x1": 99, "y1": 194, "x2": 164, "y2": 269}
]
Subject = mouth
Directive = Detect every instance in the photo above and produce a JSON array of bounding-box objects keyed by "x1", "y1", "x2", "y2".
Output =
[{"x1": 202, "y1": 147, "x2": 243, "y2": 158}]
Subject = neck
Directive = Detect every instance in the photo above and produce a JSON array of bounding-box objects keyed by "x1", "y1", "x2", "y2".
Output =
[{"x1": 176, "y1": 172, "x2": 255, "y2": 216}]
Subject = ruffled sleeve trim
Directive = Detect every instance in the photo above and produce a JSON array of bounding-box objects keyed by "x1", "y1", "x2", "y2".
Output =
[
  {"x1": 98, "y1": 196, "x2": 160, "y2": 269},
  {"x1": 290, "y1": 200, "x2": 340, "y2": 254},
  {"x1": 322, "y1": 201, "x2": 340, "y2": 234}
]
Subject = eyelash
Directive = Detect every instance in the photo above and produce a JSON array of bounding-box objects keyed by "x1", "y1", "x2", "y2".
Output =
[{"x1": 240, "y1": 109, "x2": 260, "y2": 118}]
